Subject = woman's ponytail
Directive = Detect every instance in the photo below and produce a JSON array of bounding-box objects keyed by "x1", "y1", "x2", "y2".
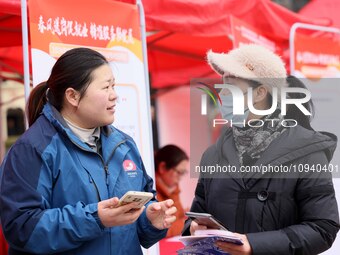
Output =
[
  {"x1": 285, "y1": 75, "x2": 314, "y2": 130},
  {"x1": 26, "y1": 82, "x2": 48, "y2": 127}
]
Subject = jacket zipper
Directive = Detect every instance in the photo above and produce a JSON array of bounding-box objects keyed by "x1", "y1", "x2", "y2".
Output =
[
  {"x1": 68, "y1": 136, "x2": 127, "y2": 255},
  {"x1": 88, "y1": 173, "x2": 101, "y2": 201},
  {"x1": 103, "y1": 140, "x2": 127, "y2": 185},
  {"x1": 100, "y1": 139, "x2": 126, "y2": 255}
]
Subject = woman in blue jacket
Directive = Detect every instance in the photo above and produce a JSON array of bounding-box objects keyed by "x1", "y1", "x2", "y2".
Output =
[{"x1": 0, "y1": 48, "x2": 176, "y2": 255}]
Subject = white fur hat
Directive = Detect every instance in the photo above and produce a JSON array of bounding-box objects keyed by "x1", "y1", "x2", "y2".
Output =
[{"x1": 207, "y1": 44, "x2": 287, "y2": 89}]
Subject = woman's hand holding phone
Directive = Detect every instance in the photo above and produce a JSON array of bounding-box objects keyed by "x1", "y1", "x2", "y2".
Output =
[
  {"x1": 189, "y1": 220, "x2": 208, "y2": 235},
  {"x1": 97, "y1": 192, "x2": 177, "y2": 230},
  {"x1": 186, "y1": 212, "x2": 228, "y2": 233},
  {"x1": 97, "y1": 197, "x2": 145, "y2": 228}
]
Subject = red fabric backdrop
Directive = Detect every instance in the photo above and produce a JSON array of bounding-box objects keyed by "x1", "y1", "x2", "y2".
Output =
[{"x1": 0, "y1": 0, "x2": 332, "y2": 87}]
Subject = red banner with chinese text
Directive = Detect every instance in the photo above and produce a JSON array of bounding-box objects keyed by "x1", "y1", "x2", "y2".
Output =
[{"x1": 293, "y1": 33, "x2": 340, "y2": 79}]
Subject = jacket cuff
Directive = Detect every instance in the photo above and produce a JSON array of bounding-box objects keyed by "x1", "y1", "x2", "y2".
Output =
[
  {"x1": 86, "y1": 203, "x2": 105, "y2": 230},
  {"x1": 247, "y1": 230, "x2": 290, "y2": 255},
  {"x1": 91, "y1": 211, "x2": 106, "y2": 230}
]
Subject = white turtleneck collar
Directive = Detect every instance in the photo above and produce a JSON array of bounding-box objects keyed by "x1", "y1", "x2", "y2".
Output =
[{"x1": 63, "y1": 117, "x2": 100, "y2": 150}]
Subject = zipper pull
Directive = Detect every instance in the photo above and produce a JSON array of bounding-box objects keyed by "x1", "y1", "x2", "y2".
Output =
[{"x1": 104, "y1": 165, "x2": 110, "y2": 185}]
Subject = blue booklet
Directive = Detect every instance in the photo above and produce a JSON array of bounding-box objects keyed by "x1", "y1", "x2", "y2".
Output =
[{"x1": 177, "y1": 230, "x2": 243, "y2": 255}]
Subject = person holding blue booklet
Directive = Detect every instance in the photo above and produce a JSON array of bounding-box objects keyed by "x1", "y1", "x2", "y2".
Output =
[{"x1": 183, "y1": 44, "x2": 340, "y2": 255}]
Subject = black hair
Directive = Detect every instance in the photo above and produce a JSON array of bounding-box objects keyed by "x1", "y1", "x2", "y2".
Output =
[
  {"x1": 27, "y1": 48, "x2": 108, "y2": 126},
  {"x1": 154, "y1": 145, "x2": 189, "y2": 172}
]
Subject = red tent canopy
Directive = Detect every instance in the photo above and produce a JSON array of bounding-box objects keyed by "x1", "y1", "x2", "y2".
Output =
[
  {"x1": 145, "y1": 0, "x2": 331, "y2": 88},
  {"x1": 0, "y1": 0, "x2": 25, "y2": 77},
  {"x1": 0, "y1": 0, "x2": 333, "y2": 88},
  {"x1": 299, "y1": 0, "x2": 340, "y2": 28},
  {"x1": 145, "y1": 0, "x2": 330, "y2": 38}
]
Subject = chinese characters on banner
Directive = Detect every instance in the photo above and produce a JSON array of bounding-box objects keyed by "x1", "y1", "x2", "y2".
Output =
[{"x1": 37, "y1": 15, "x2": 134, "y2": 43}]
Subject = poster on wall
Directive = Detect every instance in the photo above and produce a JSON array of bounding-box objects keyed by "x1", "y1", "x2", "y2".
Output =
[{"x1": 28, "y1": 1, "x2": 156, "y2": 254}]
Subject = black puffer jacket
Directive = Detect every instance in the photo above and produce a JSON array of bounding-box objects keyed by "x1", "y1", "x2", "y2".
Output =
[{"x1": 184, "y1": 125, "x2": 340, "y2": 255}]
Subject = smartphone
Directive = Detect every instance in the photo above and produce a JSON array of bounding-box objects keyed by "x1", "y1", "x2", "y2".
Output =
[
  {"x1": 185, "y1": 212, "x2": 228, "y2": 231},
  {"x1": 119, "y1": 191, "x2": 154, "y2": 209}
]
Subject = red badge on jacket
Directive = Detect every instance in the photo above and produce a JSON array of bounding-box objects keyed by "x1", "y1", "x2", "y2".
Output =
[{"x1": 123, "y1": 160, "x2": 136, "y2": 171}]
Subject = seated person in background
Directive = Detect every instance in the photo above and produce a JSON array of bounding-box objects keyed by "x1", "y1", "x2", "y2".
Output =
[{"x1": 155, "y1": 145, "x2": 189, "y2": 237}]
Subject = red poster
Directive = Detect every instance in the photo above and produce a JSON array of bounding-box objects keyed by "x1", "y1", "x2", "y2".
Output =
[
  {"x1": 28, "y1": 0, "x2": 141, "y2": 61},
  {"x1": 294, "y1": 33, "x2": 340, "y2": 79}
]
